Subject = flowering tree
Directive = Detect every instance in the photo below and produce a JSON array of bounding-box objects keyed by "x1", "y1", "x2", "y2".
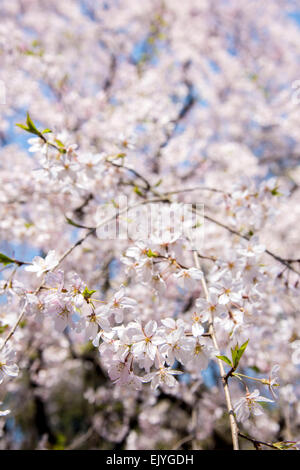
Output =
[{"x1": 0, "y1": 0, "x2": 300, "y2": 450}]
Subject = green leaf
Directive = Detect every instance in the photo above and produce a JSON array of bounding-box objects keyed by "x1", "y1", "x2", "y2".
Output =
[
  {"x1": 146, "y1": 249, "x2": 158, "y2": 258},
  {"x1": 133, "y1": 185, "x2": 143, "y2": 196},
  {"x1": 53, "y1": 139, "x2": 66, "y2": 153},
  {"x1": 249, "y1": 365, "x2": 261, "y2": 374},
  {"x1": 231, "y1": 344, "x2": 238, "y2": 368},
  {"x1": 236, "y1": 340, "x2": 249, "y2": 364},
  {"x1": 216, "y1": 355, "x2": 232, "y2": 367},
  {"x1": 54, "y1": 139, "x2": 65, "y2": 148},
  {"x1": 0, "y1": 253, "x2": 15, "y2": 266},
  {"x1": 16, "y1": 123, "x2": 30, "y2": 132},
  {"x1": 65, "y1": 216, "x2": 87, "y2": 229},
  {"x1": 82, "y1": 287, "x2": 97, "y2": 300},
  {"x1": 273, "y1": 441, "x2": 297, "y2": 450},
  {"x1": 26, "y1": 112, "x2": 41, "y2": 136},
  {"x1": 52, "y1": 433, "x2": 66, "y2": 450},
  {"x1": 42, "y1": 128, "x2": 52, "y2": 134},
  {"x1": 271, "y1": 188, "x2": 283, "y2": 197},
  {"x1": 24, "y1": 222, "x2": 34, "y2": 228},
  {"x1": 154, "y1": 178, "x2": 162, "y2": 187},
  {"x1": 231, "y1": 340, "x2": 249, "y2": 368},
  {"x1": 16, "y1": 113, "x2": 42, "y2": 137},
  {"x1": 0, "y1": 324, "x2": 9, "y2": 334}
]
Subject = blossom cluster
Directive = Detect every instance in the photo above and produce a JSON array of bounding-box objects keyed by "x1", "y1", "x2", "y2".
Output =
[{"x1": 0, "y1": 0, "x2": 299, "y2": 451}]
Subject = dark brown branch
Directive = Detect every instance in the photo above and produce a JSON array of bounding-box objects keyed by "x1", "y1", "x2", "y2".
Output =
[{"x1": 238, "y1": 432, "x2": 280, "y2": 450}]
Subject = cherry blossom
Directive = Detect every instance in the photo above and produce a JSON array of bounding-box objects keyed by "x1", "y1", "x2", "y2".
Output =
[
  {"x1": 234, "y1": 390, "x2": 274, "y2": 423},
  {"x1": 25, "y1": 250, "x2": 59, "y2": 277},
  {"x1": 142, "y1": 366, "x2": 182, "y2": 390},
  {"x1": 0, "y1": 0, "x2": 299, "y2": 451},
  {"x1": 0, "y1": 346, "x2": 19, "y2": 384}
]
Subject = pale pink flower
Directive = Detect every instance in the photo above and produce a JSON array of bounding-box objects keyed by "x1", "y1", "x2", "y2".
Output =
[
  {"x1": 0, "y1": 346, "x2": 19, "y2": 384},
  {"x1": 142, "y1": 366, "x2": 182, "y2": 390},
  {"x1": 25, "y1": 250, "x2": 59, "y2": 277},
  {"x1": 174, "y1": 267, "x2": 203, "y2": 290},
  {"x1": 234, "y1": 389, "x2": 273, "y2": 422},
  {"x1": 131, "y1": 320, "x2": 164, "y2": 362}
]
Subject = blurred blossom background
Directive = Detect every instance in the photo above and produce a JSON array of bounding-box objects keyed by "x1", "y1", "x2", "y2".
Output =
[{"x1": 0, "y1": 0, "x2": 300, "y2": 450}]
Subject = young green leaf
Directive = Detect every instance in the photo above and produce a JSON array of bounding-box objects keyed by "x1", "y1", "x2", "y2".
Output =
[
  {"x1": 236, "y1": 339, "x2": 249, "y2": 365},
  {"x1": 133, "y1": 185, "x2": 143, "y2": 196},
  {"x1": 0, "y1": 323, "x2": 9, "y2": 334},
  {"x1": 82, "y1": 287, "x2": 97, "y2": 300},
  {"x1": 54, "y1": 139, "x2": 65, "y2": 148},
  {"x1": 26, "y1": 112, "x2": 41, "y2": 136},
  {"x1": 216, "y1": 355, "x2": 232, "y2": 367},
  {"x1": 273, "y1": 441, "x2": 297, "y2": 450},
  {"x1": 231, "y1": 340, "x2": 249, "y2": 368},
  {"x1": 65, "y1": 216, "x2": 89, "y2": 229},
  {"x1": 0, "y1": 253, "x2": 15, "y2": 266},
  {"x1": 16, "y1": 123, "x2": 30, "y2": 132},
  {"x1": 146, "y1": 249, "x2": 159, "y2": 258},
  {"x1": 16, "y1": 113, "x2": 42, "y2": 137},
  {"x1": 231, "y1": 344, "x2": 238, "y2": 368}
]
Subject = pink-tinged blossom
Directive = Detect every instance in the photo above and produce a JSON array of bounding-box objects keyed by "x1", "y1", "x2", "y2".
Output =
[
  {"x1": 108, "y1": 361, "x2": 130, "y2": 384},
  {"x1": 267, "y1": 365, "x2": 280, "y2": 399},
  {"x1": 159, "y1": 326, "x2": 191, "y2": 365},
  {"x1": 213, "y1": 254, "x2": 244, "y2": 279},
  {"x1": 117, "y1": 133, "x2": 137, "y2": 151},
  {"x1": 196, "y1": 294, "x2": 225, "y2": 317},
  {"x1": 45, "y1": 270, "x2": 65, "y2": 291},
  {"x1": 142, "y1": 366, "x2": 182, "y2": 390},
  {"x1": 25, "y1": 293, "x2": 46, "y2": 323},
  {"x1": 185, "y1": 337, "x2": 216, "y2": 370},
  {"x1": 67, "y1": 274, "x2": 87, "y2": 308},
  {"x1": 77, "y1": 152, "x2": 105, "y2": 178},
  {"x1": 106, "y1": 286, "x2": 137, "y2": 323},
  {"x1": 108, "y1": 361, "x2": 142, "y2": 391},
  {"x1": 211, "y1": 277, "x2": 243, "y2": 305},
  {"x1": 190, "y1": 311, "x2": 208, "y2": 338},
  {"x1": 113, "y1": 324, "x2": 137, "y2": 362},
  {"x1": 28, "y1": 137, "x2": 48, "y2": 154},
  {"x1": 1, "y1": 0, "x2": 300, "y2": 449},
  {"x1": 125, "y1": 241, "x2": 150, "y2": 261},
  {"x1": 174, "y1": 267, "x2": 203, "y2": 290},
  {"x1": 45, "y1": 295, "x2": 76, "y2": 332},
  {"x1": 0, "y1": 346, "x2": 19, "y2": 384},
  {"x1": 82, "y1": 312, "x2": 104, "y2": 341},
  {"x1": 237, "y1": 237, "x2": 265, "y2": 258},
  {"x1": 234, "y1": 389, "x2": 273, "y2": 422},
  {"x1": 25, "y1": 250, "x2": 59, "y2": 277},
  {"x1": 131, "y1": 320, "x2": 164, "y2": 362},
  {"x1": 149, "y1": 274, "x2": 166, "y2": 295},
  {"x1": 161, "y1": 317, "x2": 186, "y2": 333},
  {"x1": 215, "y1": 309, "x2": 244, "y2": 336}
]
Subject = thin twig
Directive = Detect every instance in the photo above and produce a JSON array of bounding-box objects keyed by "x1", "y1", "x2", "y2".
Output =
[
  {"x1": 1, "y1": 198, "x2": 168, "y2": 350},
  {"x1": 238, "y1": 432, "x2": 279, "y2": 450},
  {"x1": 202, "y1": 212, "x2": 300, "y2": 276},
  {"x1": 172, "y1": 433, "x2": 195, "y2": 450},
  {"x1": 193, "y1": 251, "x2": 240, "y2": 450}
]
